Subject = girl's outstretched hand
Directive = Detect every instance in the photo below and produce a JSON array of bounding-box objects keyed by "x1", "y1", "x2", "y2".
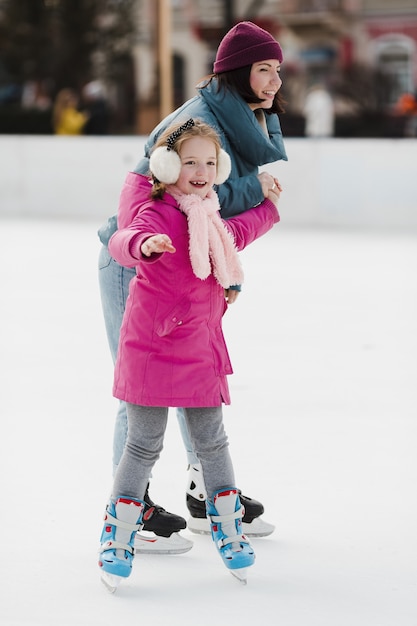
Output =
[{"x1": 141, "y1": 234, "x2": 176, "y2": 257}]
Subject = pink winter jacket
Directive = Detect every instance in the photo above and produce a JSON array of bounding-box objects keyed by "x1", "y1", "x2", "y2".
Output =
[{"x1": 109, "y1": 173, "x2": 279, "y2": 407}]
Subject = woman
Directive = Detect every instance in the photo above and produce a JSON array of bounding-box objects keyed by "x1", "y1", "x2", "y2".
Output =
[{"x1": 97, "y1": 21, "x2": 287, "y2": 549}]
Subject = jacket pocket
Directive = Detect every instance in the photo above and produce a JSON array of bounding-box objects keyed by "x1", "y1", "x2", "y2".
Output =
[{"x1": 156, "y1": 299, "x2": 191, "y2": 337}]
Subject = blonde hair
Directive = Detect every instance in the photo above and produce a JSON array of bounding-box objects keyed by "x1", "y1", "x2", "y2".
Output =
[{"x1": 150, "y1": 119, "x2": 223, "y2": 199}]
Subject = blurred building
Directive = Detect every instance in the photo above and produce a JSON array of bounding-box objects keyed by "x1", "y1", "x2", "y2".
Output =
[
  {"x1": 132, "y1": 0, "x2": 417, "y2": 135},
  {"x1": 1, "y1": 0, "x2": 416, "y2": 135}
]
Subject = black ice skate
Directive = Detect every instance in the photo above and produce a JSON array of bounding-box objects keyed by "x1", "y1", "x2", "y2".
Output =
[
  {"x1": 186, "y1": 464, "x2": 275, "y2": 537},
  {"x1": 135, "y1": 486, "x2": 193, "y2": 554}
]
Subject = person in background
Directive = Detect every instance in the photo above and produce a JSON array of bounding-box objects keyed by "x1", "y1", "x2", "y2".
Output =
[
  {"x1": 21, "y1": 79, "x2": 51, "y2": 111},
  {"x1": 52, "y1": 88, "x2": 88, "y2": 135},
  {"x1": 97, "y1": 20, "x2": 287, "y2": 552},
  {"x1": 303, "y1": 83, "x2": 335, "y2": 138},
  {"x1": 82, "y1": 80, "x2": 111, "y2": 135},
  {"x1": 98, "y1": 118, "x2": 281, "y2": 591},
  {"x1": 393, "y1": 91, "x2": 417, "y2": 137}
]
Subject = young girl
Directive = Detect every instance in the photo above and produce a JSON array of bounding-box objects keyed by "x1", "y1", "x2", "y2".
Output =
[{"x1": 98, "y1": 119, "x2": 281, "y2": 591}]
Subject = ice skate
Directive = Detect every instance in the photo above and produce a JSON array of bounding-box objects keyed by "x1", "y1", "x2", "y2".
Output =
[
  {"x1": 135, "y1": 486, "x2": 193, "y2": 554},
  {"x1": 186, "y1": 464, "x2": 275, "y2": 537},
  {"x1": 98, "y1": 496, "x2": 145, "y2": 592},
  {"x1": 206, "y1": 488, "x2": 255, "y2": 583}
]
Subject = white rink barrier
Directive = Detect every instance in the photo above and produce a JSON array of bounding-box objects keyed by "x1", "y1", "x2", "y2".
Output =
[{"x1": 0, "y1": 135, "x2": 416, "y2": 230}]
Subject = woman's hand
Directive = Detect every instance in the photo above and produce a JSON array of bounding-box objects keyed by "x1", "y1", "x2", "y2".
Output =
[
  {"x1": 141, "y1": 234, "x2": 176, "y2": 257},
  {"x1": 258, "y1": 172, "x2": 283, "y2": 199},
  {"x1": 266, "y1": 177, "x2": 283, "y2": 205},
  {"x1": 257, "y1": 171, "x2": 276, "y2": 197}
]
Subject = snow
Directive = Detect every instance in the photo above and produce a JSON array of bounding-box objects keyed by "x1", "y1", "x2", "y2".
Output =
[{"x1": 1, "y1": 217, "x2": 416, "y2": 626}]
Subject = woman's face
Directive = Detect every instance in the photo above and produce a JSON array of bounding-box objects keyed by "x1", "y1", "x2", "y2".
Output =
[
  {"x1": 248, "y1": 59, "x2": 282, "y2": 110},
  {"x1": 176, "y1": 136, "x2": 218, "y2": 198}
]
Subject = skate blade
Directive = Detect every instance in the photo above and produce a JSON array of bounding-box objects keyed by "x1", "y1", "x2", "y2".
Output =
[
  {"x1": 134, "y1": 531, "x2": 193, "y2": 555},
  {"x1": 187, "y1": 516, "x2": 275, "y2": 538},
  {"x1": 186, "y1": 516, "x2": 210, "y2": 535},
  {"x1": 230, "y1": 568, "x2": 248, "y2": 585},
  {"x1": 242, "y1": 517, "x2": 275, "y2": 538},
  {"x1": 100, "y1": 571, "x2": 123, "y2": 593}
]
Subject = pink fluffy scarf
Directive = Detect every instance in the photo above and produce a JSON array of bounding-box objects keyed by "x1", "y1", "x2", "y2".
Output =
[{"x1": 167, "y1": 185, "x2": 244, "y2": 288}]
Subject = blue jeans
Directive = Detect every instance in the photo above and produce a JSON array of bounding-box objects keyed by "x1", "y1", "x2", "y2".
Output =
[{"x1": 98, "y1": 244, "x2": 199, "y2": 474}]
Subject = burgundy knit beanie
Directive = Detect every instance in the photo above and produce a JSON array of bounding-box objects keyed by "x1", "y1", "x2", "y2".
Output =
[{"x1": 213, "y1": 21, "x2": 283, "y2": 74}]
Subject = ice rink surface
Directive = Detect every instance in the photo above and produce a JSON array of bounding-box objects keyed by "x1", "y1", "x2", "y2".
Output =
[{"x1": 1, "y1": 216, "x2": 416, "y2": 626}]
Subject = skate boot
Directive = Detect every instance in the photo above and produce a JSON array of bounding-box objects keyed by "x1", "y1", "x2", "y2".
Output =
[
  {"x1": 98, "y1": 496, "x2": 145, "y2": 592},
  {"x1": 186, "y1": 464, "x2": 275, "y2": 537},
  {"x1": 207, "y1": 488, "x2": 255, "y2": 584},
  {"x1": 134, "y1": 486, "x2": 193, "y2": 555}
]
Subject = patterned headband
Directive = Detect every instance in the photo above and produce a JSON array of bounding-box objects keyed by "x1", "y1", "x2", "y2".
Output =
[{"x1": 166, "y1": 119, "x2": 195, "y2": 151}]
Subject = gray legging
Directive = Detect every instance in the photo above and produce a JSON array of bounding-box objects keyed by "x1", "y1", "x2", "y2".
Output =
[{"x1": 112, "y1": 404, "x2": 235, "y2": 502}]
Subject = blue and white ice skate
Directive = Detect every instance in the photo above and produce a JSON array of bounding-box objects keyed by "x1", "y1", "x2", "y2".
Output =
[
  {"x1": 98, "y1": 496, "x2": 145, "y2": 592},
  {"x1": 206, "y1": 488, "x2": 255, "y2": 584}
]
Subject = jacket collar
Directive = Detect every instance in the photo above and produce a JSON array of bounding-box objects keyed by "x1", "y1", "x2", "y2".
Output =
[{"x1": 198, "y1": 77, "x2": 287, "y2": 165}]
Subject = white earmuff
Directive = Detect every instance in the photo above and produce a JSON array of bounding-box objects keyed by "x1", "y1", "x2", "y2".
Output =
[
  {"x1": 149, "y1": 146, "x2": 182, "y2": 184},
  {"x1": 215, "y1": 149, "x2": 231, "y2": 185}
]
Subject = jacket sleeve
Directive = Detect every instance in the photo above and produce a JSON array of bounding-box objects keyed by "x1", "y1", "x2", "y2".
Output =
[
  {"x1": 108, "y1": 228, "x2": 161, "y2": 268},
  {"x1": 224, "y1": 198, "x2": 280, "y2": 251},
  {"x1": 216, "y1": 175, "x2": 265, "y2": 218},
  {"x1": 109, "y1": 193, "x2": 172, "y2": 268}
]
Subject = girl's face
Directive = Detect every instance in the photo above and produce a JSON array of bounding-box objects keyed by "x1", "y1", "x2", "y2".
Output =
[
  {"x1": 248, "y1": 59, "x2": 282, "y2": 111},
  {"x1": 176, "y1": 137, "x2": 218, "y2": 198}
]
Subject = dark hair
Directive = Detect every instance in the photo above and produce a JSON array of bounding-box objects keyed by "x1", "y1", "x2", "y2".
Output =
[{"x1": 203, "y1": 66, "x2": 285, "y2": 114}]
